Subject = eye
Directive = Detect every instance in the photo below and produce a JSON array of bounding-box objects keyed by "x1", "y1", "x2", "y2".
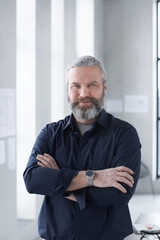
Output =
[
  {"x1": 71, "y1": 84, "x2": 80, "y2": 89},
  {"x1": 88, "y1": 83, "x2": 97, "y2": 87}
]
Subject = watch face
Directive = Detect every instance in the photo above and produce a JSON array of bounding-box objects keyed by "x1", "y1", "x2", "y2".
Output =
[{"x1": 86, "y1": 170, "x2": 95, "y2": 177}]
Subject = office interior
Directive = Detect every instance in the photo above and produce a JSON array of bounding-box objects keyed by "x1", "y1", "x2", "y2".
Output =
[{"x1": 0, "y1": 0, "x2": 160, "y2": 239}]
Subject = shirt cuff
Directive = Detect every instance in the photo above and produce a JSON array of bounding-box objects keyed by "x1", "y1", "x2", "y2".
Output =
[
  {"x1": 58, "y1": 168, "x2": 78, "y2": 195},
  {"x1": 74, "y1": 188, "x2": 87, "y2": 210}
]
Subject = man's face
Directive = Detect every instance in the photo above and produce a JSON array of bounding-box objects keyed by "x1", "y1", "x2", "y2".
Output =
[{"x1": 67, "y1": 65, "x2": 107, "y2": 122}]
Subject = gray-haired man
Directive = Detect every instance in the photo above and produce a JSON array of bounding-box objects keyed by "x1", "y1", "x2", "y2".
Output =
[{"x1": 24, "y1": 56, "x2": 141, "y2": 240}]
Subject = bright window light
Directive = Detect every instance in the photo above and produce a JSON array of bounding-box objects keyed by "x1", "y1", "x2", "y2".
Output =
[
  {"x1": 51, "y1": 0, "x2": 65, "y2": 122},
  {"x1": 158, "y1": 3, "x2": 160, "y2": 57},
  {"x1": 76, "y1": 0, "x2": 94, "y2": 57},
  {"x1": 16, "y1": 0, "x2": 36, "y2": 219}
]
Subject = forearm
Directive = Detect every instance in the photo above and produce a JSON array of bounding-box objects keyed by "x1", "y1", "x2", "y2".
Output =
[
  {"x1": 24, "y1": 163, "x2": 78, "y2": 196},
  {"x1": 67, "y1": 166, "x2": 134, "y2": 192},
  {"x1": 65, "y1": 171, "x2": 88, "y2": 204},
  {"x1": 24, "y1": 166, "x2": 60, "y2": 195},
  {"x1": 85, "y1": 185, "x2": 135, "y2": 207},
  {"x1": 66, "y1": 171, "x2": 88, "y2": 191},
  {"x1": 65, "y1": 165, "x2": 137, "y2": 207}
]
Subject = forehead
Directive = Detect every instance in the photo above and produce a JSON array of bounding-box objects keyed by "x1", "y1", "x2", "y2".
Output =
[{"x1": 68, "y1": 65, "x2": 103, "y2": 84}]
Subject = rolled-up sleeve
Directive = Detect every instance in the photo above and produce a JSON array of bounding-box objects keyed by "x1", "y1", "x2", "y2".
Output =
[{"x1": 23, "y1": 126, "x2": 78, "y2": 196}]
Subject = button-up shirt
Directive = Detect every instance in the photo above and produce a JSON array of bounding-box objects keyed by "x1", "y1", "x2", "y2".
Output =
[{"x1": 23, "y1": 109, "x2": 141, "y2": 240}]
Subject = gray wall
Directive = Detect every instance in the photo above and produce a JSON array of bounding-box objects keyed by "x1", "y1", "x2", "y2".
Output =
[
  {"x1": 63, "y1": 0, "x2": 159, "y2": 193},
  {"x1": 36, "y1": 0, "x2": 51, "y2": 132},
  {"x1": 38, "y1": 0, "x2": 159, "y2": 196},
  {"x1": 34, "y1": 0, "x2": 158, "y2": 196},
  {"x1": 102, "y1": 0, "x2": 158, "y2": 193},
  {"x1": 36, "y1": 0, "x2": 51, "y2": 223},
  {"x1": 0, "y1": 0, "x2": 17, "y2": 239}
]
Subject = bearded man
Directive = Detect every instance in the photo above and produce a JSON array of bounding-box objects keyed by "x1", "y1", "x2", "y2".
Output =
[{"x1": 24, "y1": 55, "x2": 141, "y2": 240}]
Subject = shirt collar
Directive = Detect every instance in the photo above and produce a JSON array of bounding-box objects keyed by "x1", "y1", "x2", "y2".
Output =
[
  {"x1": 63, "y1": 109, "x2": 108, "y2": 131},
  {"x1": 96, "y1": 109, "x2": 108, "y2": 129},
  {"x1": 63, "y1": 114, "x2": 73, "y2": 130}
]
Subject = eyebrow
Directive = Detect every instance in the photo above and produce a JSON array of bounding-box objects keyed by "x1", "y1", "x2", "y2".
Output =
[
  {"x1": 70, "y1": 82, "x2": 80, "y2": 85},
  {"x1": 70, "y1": 80, "x2": 99, "y2": 85},
  {"x1": 88, "y1": 81, "x2": 99, "y2": 84}
]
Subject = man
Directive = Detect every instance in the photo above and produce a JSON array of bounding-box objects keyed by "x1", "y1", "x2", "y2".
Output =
[{"x1": 24, "y1": 56, "x2": 141, "y2": 240}]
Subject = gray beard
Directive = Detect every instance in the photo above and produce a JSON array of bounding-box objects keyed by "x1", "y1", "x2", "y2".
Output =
[{"x1": 70, "y1": 96, "x2": 104, "y2": 120}]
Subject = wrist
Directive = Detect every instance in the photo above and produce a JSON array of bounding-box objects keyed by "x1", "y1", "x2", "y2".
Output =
[
  {"x1": 86, "y1": 170, "x2": 95, "y2": 187},
  {"x1": 66, "y1": 171, "x2": 88, "y2": 191},
  {"x1": 79, "y1": 171, "x2": 88, "y2": 188},
  {"x1": 92, "y1": 170, "x2": 100, "y2": 187}
]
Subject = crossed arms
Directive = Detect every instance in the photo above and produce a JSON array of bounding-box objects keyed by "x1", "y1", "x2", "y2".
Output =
[
  {"x1": 24, "y1": 123, "x2": 141, "y2": 208},
  {"x1": 36, "y1": 153, "x2": 134, "y2": 202}
]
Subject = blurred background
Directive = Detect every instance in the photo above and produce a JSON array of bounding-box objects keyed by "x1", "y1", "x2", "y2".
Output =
[{"x1": 0, "y1": 0, "x2": 160, "y2": 239}]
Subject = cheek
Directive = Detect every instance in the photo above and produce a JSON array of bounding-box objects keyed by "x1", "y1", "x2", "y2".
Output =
[
  {"x1": 68, "y1": 89, "x2": 79, "y2": 101},
  {"x1": 90, "y1": 89, "x2": 103, "y2": 98}
]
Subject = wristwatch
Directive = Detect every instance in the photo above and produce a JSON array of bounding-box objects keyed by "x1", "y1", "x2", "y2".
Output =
[{"x1": 86, "y1": 170, "x2": 95, "y2": 187}]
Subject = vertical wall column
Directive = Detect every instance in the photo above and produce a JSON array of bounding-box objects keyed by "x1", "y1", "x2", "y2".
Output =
[
  {"x1": 64, "y1": 0, "x2": 76, "y2": 116},
  {"x1": 36, "y1": 0, "x2": 51, "y2": 133},
  {"x1": 36, "y1": 0, "x2": 51, "y2": 216},
  {"x1": 0, "y1": 0, "x2": 17, "y2": 239},
  {"x1": 51, "y1": 0, "x2": 65, "y2": 122},
  {"x1": 94, "y1": 0, "x2": 105, "y2": 61}
]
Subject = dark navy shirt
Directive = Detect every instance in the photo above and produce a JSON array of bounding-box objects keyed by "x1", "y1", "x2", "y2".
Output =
[{"x1": 23, "y1": 109, "x2": 141, "y2": 240}]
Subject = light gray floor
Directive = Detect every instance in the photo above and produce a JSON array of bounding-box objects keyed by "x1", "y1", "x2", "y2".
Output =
[
  {"x1": 129, "y1": 194, "x2": 160, "y2": 223},
  {"x1": 124, "y1": 194, "x2": 160, "y2": 240}
]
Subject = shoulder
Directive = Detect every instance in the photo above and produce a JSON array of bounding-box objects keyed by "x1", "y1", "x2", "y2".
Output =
[
  {"x1": 44, "y1": 115, "x2": 71, "y2": 135},
  {"x1": 106, "y1": 113, "x2": 140, "y2": 143},
  {"x1": 35, "y1": 115, "x2": 71, "y2": 147},
  {"x1": 99, "y1": 109, "x2": 134, "y2": 131},
  {"x1": 107, "y1": 113, "x2": 132, "y2": 129}
]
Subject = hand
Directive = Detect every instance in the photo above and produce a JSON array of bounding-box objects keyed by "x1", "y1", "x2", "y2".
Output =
[
  {"x1": 93, "y1": 166, "x2": 134, "y2": 193},
  {"x1": 36, "y1": 154, "x2": 77, "y2": 202},
  {"x1": 66, "y1": 193, "x2": 77, "y2": 202},
  {"x1": 36, "y1": 153, "x2": 59, "y2": 169}
]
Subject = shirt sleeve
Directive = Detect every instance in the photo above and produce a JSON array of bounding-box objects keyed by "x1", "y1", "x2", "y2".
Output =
[
  {"x1": 23, "y1": 125, "x2": 78, "y2": 196},
  {"x1": 76, "y1": 124, "x2": 141, "y2": 210}
]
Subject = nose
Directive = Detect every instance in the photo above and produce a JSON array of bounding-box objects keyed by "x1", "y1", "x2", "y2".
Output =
[{"x1": 79, "y1": 86, "x2": 89, "y2": 98}]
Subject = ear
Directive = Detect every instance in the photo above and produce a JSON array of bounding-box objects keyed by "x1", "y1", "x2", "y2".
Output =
[{"x1": 104, "y1": 83, "x2": 107, "y2": 93}]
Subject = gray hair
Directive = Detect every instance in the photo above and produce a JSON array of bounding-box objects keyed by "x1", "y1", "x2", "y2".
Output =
[{"x1": 66, "y1": 55, "x2": 107, "y2": 85}]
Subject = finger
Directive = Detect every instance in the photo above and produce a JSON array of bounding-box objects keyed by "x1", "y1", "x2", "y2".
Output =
[
  {"x1": 116, "y1": 166, "x2": 134, "y2": 175},
  {"x1": 43, "y1": 154, "x2": 56, "y2": 168},
  {"x1": 37, "y1": 154, "x2": 51, "y2": 162},
  {"x1": 37, "y1": 161, "x2": 47, "y2": 168},
  {"x1": 37, "y1": 158, "x2": 52, "y2": 168},
  {"x1": 43, "y1": 154, "x2": 57, "y2": 165},
  {"x1": 37, "y1": 154, "x2": 53, "y2": 165},
  {"x1": 36, "y1": 155, "x2": 53, "y2": 168},
  {"x1": 43, "y1": 153, "x2": 54, "y2": 161},
  {"x1": 44, "y1": 153, "x2": 53, "y2": 158},
  {"x1": 44, "y1": 154, "x2": 59, "y2": 169},
  {"x1": 36, "y1": 155, "x2": 48, "y2": 163},
  {"x1": 113, "y1": 182, "x2": 127, "y2": 193},
  {"x1": 118, "y1": 171, "x2": 134, "y2": 184},
  {"x1": 36, "y1": 154, "x2": 59, "y2": 169},
  {"x1": 116, "y1": 176, "x2": 133, "y2": 188}
]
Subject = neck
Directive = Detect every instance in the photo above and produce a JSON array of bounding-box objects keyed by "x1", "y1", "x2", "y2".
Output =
[{"x1": 74, "y1": 116, "x2": 97, "y2": 124}]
